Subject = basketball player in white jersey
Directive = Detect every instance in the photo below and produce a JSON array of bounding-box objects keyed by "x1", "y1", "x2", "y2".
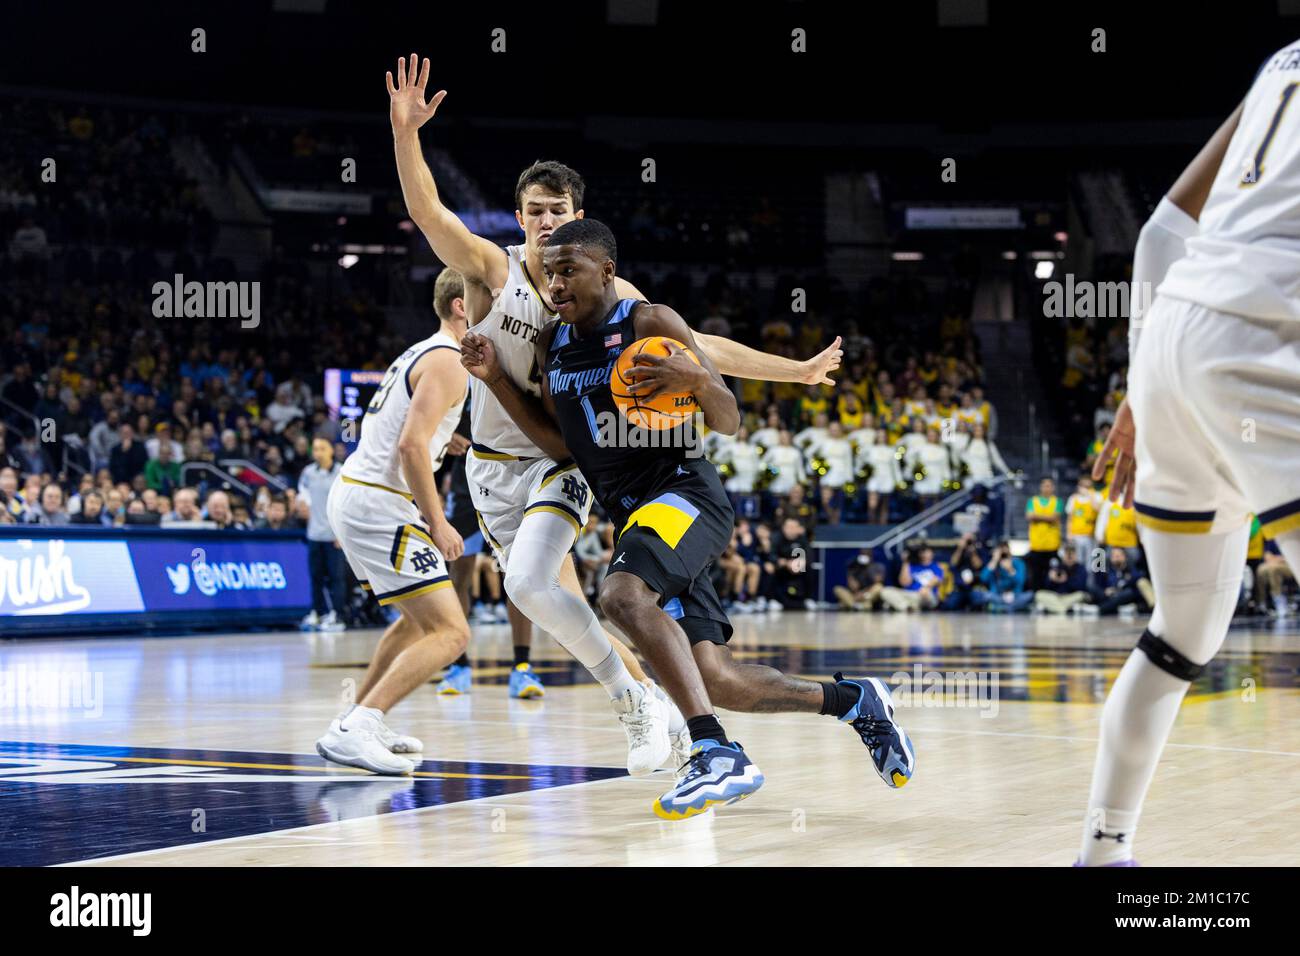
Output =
[
  {"x1": 314, "y1": 267, "x2": 472, "y2": 775},
  {"x1": 1077, "y1": 38, "x2": 1300, "y2": 865},
  {"x1": 387, "y1": 55, "x2": 843, "y2": 773}
]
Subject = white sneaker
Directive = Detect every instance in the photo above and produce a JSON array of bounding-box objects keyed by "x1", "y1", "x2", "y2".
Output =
[
  {"x1": 319, "y1": 610, "x2": 345, "y2": 632},
  {"x1": 667, "y1": 729, "x2": 692, "y2": 779},
  {"x1": 493, "y1": 602, "x2": 510, "y2": 623},
  {"x1": 373, "y1": 716, "x2": 424, "y2": 754},
  {"x1": 471, "y1": 604, "x2": 495, "y2": 625},
  {"x1": 766, "y1": 598, "x2": 784, "y2": 612},
  {"x1": 613, "y1": 681, "x2": 672, "y2": 777},
  {"x1": 316, "y1": 707, "x2": 415, "y2": 775},
  {"x1": 647, "y1": 683, "x2": 691, "y2": 775},
  {"x1": 299, "y1": 610, "x2": 320, "y2": 630}
]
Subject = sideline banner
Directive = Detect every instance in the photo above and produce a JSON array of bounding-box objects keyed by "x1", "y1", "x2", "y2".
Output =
[{"x1": 0, "y1": 528, "x2": 310, "y2": 634}]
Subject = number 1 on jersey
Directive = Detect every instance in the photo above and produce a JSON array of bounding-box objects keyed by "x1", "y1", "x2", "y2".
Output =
[
  {"x1": 580, "y1": 395, "x2": 601, "y2": 444},
  {"x1": 1243, "y1": 81, "x2": 1299, "y2": 186}
]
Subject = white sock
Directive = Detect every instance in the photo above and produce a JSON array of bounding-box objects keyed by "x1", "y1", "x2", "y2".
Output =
[
  {"x1": 588, "y1": 644, "x2": 639, "y2": 700},
  {"x1": 1078, "y1": 524, "x2": 1247, "y2": 865},
  {"x1": 1079, "y1": 650, "x2": 1187, "y2": 865},
  {"x1": 342, "y1": 704, "x2": 383, "y2": 728}
]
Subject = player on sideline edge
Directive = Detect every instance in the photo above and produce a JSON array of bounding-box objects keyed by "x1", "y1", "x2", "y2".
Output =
[{"x1": 1077, "y1": 37, "x2": 1300, "y2": 865}]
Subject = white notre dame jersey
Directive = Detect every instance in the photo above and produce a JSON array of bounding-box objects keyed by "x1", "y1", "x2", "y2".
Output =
[
  {"x1": 1159, "y1": 38, "x2": 1300, "y2": 321},
  {"x1": 342, "y1": 329, "x2": 466, "y2": 495},
  {"x1": 469, "y1": 244, "x2": 556, "y2": 458}
]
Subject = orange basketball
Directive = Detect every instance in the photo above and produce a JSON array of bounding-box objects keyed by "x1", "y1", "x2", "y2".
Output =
[{"x1": 611, "y1": 336, "x2": 701, "y2": 431}]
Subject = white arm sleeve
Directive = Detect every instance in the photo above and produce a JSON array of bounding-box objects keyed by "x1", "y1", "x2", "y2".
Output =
[{"x1": 1130, "y1": 196, "x2": 1199, "y2": 360}]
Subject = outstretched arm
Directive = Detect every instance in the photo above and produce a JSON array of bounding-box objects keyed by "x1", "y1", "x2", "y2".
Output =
[
  {"x1": 628, "y1": 304, "x2": 740, "y2": 435},
  {"x1": 388, "y1": 54, "x2": 507, "y2": 289},
  {"x1": 694, "y1": 333, "x2": 843, "y2": 386},
  {"x1": 612, "y1": 274, "x2": 843, "y2": 385}
]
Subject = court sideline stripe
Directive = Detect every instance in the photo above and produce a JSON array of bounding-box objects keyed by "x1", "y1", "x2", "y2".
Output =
[{"x1": 53, "y1": 773, "x2": 640, "y2": 867}]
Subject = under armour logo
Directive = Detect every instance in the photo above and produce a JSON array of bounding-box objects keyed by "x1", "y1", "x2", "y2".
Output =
[
  {"x1": 478, "y1": 486, "x2": 490, "y2": 497},
  {"x1": 515, "y1": 288, "x2": 529, "y2": 299},
  {"x1": 613, "y1": 553, "x2": 627, "y2": 566},
  {"x1": 675, "y1": 466, "x2": 688, "y2": 476}
]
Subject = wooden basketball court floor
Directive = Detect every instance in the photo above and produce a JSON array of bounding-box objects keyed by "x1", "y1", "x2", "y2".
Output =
[{"x1": 2, "y1": 611, "x2": 1297, "y2": 867}]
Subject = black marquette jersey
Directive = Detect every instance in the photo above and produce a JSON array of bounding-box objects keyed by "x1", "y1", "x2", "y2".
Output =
[{"x1": 544, "y1": 298, "x2": 705, "y2": 527}]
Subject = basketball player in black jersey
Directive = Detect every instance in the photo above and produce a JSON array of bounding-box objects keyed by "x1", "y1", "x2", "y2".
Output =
[{"x1": 462, "y1": 219, "x2": 916, "y2": 819}]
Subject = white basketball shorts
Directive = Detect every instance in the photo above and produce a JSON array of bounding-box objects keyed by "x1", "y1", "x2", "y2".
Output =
[
  {"x1": 465, "y1": 445, "x2": 595, "y2": 571},
  {"x1": 327, "y1": 476, "x2": 453, "y2": 605},
  {"x1": 1130, "y1": 295, "x2": 1300, "y2": 539}
]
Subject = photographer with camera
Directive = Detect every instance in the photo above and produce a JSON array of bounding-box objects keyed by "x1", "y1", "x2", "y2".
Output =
[
  {"x1": 1033, "y1": 547, "x2": 1091, "y2": 614},
  {"x1": 940, "y1": 533, "x2": 988, "y2": 611},
  {"x1": 971, "y1": 540, "x2": 1032, "y2": 613}
]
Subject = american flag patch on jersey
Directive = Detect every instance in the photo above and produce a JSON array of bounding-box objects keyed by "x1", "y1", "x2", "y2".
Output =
[{"x1": 604, "y1": 333, "x2": 622, "y2": 348}]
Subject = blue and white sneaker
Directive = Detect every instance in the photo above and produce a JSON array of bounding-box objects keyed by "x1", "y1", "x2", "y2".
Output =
[
  {"x1": 834, "y1": 672, "x2": 915, "y2": 788},
  {"x1": 653, "y1": 739, "x2": 765, "y2": 821},
  {"x1": 507, "y1": 663, "x2": 545, "y2": 699},
  {"x1": 437, "y1": 663, "x2": 472, "y2": 696}
]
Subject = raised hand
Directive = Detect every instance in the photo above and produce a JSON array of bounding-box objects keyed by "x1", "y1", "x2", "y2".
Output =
[
  {"x1": 386, "y1": 53, "x2": 447, "y2": 133},
  {"x1": 799, "y1": 336, "x2": 844, "y2": 386}
]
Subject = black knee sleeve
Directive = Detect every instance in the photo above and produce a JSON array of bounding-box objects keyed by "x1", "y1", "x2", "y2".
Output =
[{"x1": 1137, "y1": 628, "x2": 1205, "y2": 682}]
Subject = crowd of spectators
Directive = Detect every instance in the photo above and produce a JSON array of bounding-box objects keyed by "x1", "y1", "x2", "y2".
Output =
[
  {"x1": 1036, "y1": 274, "x2": 1295, "y2": 619},
  {"x1": 0, "y1": 95, "x2": 1040, "y2": 629}
]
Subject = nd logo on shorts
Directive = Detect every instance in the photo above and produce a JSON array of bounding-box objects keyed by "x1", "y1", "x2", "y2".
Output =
[
  {"x1": 378, "y1": 524, "x2": 452, "y2": 605},
  {"x1": 620, "y1": 493, "x2": 699, "y2": 549}
]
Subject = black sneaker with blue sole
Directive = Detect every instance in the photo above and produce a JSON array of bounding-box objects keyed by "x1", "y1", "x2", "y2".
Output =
[{"x1": 834, "y1": 673, "x2": 915, "y2": 788}]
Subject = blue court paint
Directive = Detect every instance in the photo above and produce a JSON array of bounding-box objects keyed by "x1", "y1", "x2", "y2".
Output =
[{"x1": 0, "y1": 740, "x2": 626, "y2": 867}]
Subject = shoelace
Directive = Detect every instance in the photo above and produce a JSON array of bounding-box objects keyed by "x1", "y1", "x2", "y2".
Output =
[
  {"x1": 850, "y1": 715, "x2": 895, "y2": 744},
  {"x1": 618, "y1": 704, "x2": 656, "y2": 744},
  {"x1": 678, "y1": 749, "x2": 715, "y2": 784}
]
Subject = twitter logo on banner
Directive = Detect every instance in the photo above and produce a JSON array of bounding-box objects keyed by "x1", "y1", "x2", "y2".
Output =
[
  {"x1": 166, "y1": 563, "x2": 191, "y2": 595},
  {"x1": 163, "y1": 549, "x2": 286, "y2": 598}
]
